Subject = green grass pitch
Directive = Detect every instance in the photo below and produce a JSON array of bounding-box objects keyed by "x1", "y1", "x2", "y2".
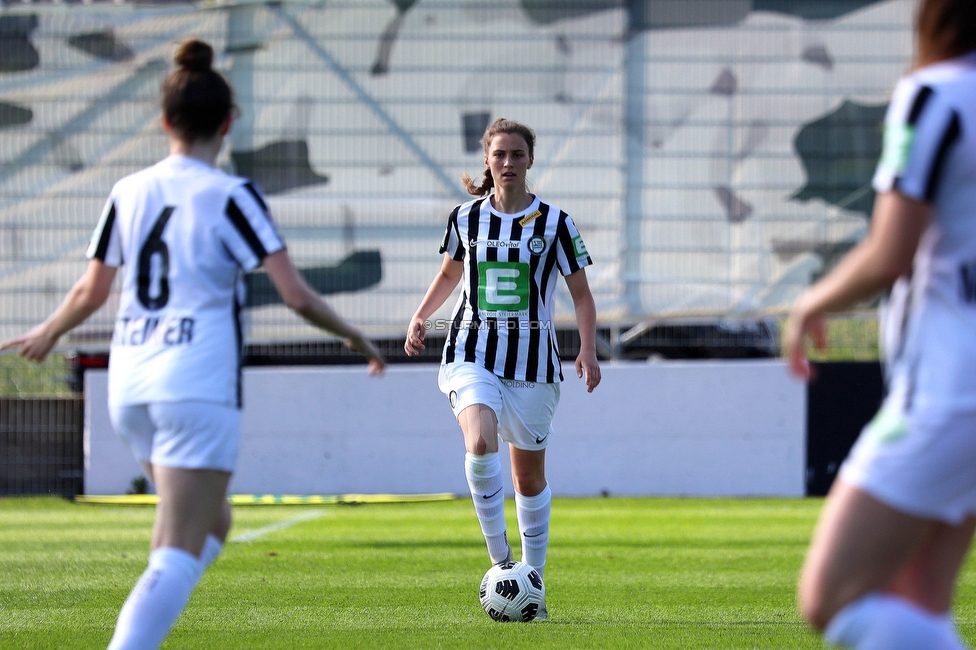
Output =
[{"x1": 4, "y1": 496, "x2": 976, "y2": 649}]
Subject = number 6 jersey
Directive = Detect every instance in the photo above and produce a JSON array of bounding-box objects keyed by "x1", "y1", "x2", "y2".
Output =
[
  {"x1": 439, "y1": 194, "x2": 592, "y2": 383},
  {"x1": 87, "y1": 155, "x2": 284, "y2": 409}
]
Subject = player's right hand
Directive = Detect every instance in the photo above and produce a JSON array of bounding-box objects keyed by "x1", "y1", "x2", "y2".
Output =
[
  {"x1": 404, "y1": 316, "x2": 427, "y2": 356},
  {"x1": 0, "y1": 324, "x2": 57, "y2": 363}
]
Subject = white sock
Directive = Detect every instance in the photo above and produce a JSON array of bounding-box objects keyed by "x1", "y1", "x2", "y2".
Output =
[
  {"x1": 516, "y1": 485, "x2": 551, "y2": 579},
  {"x1": 465, "y1": 452, "x2": 509, "y2": 563},
  {"x1": 199, "y1": 534, "x2": 223, "y2": 570},
  {"x1": 107, "y1": 547, "x2": 202, "y2": 650},
  {"x1": 824, "y1": 593, "x2": 966, "y2": 650}
]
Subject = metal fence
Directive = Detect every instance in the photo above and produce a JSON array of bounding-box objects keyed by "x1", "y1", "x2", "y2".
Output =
[
  {"x1": 1, "y1": 0, "x2": 905, "y2": 397},
  {"x1": 0, "y1": 397, "x2": 83, "y2": 495}
]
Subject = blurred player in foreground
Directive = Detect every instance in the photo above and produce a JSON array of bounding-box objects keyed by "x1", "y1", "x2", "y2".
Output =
[
  {"x1": 405, "y1": 118, "x2": 601, "y2": 621},
  {"x1": 784, "y1": 1, "x2": 976, "y2": 647},
  {"x1": 0, "y1": 39, "x2": 384, "y2": 649}
]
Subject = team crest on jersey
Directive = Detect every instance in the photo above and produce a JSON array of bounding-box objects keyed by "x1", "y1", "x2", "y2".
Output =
[{"x1": 527, "y1": 236, "x2": 547, "y2": 255}]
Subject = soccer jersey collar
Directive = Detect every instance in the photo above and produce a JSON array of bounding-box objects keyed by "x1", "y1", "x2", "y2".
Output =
[{"x1": 486, "y1": 194, "x2": 540, "y2": 219}]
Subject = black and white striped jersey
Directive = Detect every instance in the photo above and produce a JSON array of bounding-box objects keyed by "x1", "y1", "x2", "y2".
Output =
[
  {"x1": 87, "y1": 154, "x2": 284, "y2": 408},
  {"x1": 438, "y1": 194, "x2": 592, "y2": 383},
  {"x1": 872, "y1": 51, "x2": 976, "y2": 412}
]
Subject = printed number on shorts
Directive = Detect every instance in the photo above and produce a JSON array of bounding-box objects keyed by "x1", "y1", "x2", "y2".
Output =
[
  {"x1": 137, "y1": 206, "x2": 175, "y2": 310},
  {"x1": 478, "y1": 261, "x2": 530, "y2": 313}
]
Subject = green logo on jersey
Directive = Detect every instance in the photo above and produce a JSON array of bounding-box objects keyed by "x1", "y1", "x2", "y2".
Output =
[
  {"x1": 864, "y1": 406, "x2": 909, "y2": 445},
  {"x1": 478, "y1": 261, "x2": 530, "y2": 313},
  {"x1": 879, "y1": 123, "x2": 915, "y2": 175},
  {"x1": 573, "y1": 235, "x2": 588, "y2": 257}
]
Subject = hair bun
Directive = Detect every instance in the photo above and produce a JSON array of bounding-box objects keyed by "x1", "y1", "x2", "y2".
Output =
[{"x1": 174, "y1": 39, "x2": 213, "y2": 73}]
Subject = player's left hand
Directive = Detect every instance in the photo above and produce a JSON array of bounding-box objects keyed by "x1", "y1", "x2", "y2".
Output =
[
  {"x1": 576, "y1": 350, "x2": 601, "y2": 392},
  {"x1": 344, "y1": 334, "x2": 386, "y2": 376}
]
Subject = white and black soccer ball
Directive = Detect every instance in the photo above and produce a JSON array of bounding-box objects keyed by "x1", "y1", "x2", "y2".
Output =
[{"x1": 479, "y1": 560, "x2": 545, "y2": 622}]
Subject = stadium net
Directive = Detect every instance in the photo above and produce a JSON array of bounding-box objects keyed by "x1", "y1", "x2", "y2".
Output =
[{"x1": 1, "y1": 0, "x2": 905, "y2": 395}]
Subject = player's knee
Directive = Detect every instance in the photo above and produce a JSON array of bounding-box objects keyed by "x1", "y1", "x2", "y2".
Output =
[
  {"x1": 465, "y1": 427, "x2": 497, "y2": 456},
  {"x1": 474, "y1": 436, "x2": 488, "y2": 455}
]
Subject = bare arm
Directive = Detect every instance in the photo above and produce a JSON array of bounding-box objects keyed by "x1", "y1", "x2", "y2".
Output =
[
  {"x1": 263, "y1": 249, "x2": 385, "y2": 375},
  {"x1": 0, "y1": 259, "x2": 117, "y2": 362},
  {"x1": 565, "y1": 268, "x2": 601, "y2": 392},
  {"x1": 784, "y1": 190, "x2": 930, "y2": 380},
  {"x1": 404, "y1": 255, "x2": 463, "y2": 356}
]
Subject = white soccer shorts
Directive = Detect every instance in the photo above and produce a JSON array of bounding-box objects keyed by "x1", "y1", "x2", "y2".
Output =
[
  {"x1": 840, "y1": 400, "x2": 976, "y2": 525},
  {"x1": 438, "y1": 362, "x2": 560, "y2": 451},
  {"x1": 110, "y1": 401, "x2": 240, "y2": 473}
]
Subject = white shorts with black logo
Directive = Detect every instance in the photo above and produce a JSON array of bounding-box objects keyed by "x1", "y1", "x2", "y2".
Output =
[
  {"x1": 438, "y1": 362, "x2": 560, "y2": 451},
  {"x1": 110, "y1": 401, "x2": 240, "y2": 473},
  {"x1": 840, "y1": 400, "x2": 976, "y2": 525}
]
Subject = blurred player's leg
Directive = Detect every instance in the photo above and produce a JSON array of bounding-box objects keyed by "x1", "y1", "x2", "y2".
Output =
[
  {"x1": 825, "y1": 593, "x2": 965, "y2": 649},
  {"x1": 139, "y1": 463, "x2": 229, "y2": 571},
  {"x1": 887, "y1": 517, "x2": 976, "y2": 614},
  {"x1": 107, "y1": 546, "x2": 201, "y2": 650},
  {"x1": 799, "y1": 481, "x2": 931, "y2": 629},
  {"x1": 108, "y1": 466, "x2": 230, "y2": 650},
  {"x1": 799, "y1": 480, "x2": 971, "y2": 649},
  {"x1": 200, "y1": 500, "x2": 232, "y2": 570}
]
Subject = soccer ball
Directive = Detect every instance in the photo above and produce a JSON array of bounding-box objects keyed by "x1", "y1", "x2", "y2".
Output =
[{"x1": 479, "y1": 560, "x2": 545, "y2": 622}]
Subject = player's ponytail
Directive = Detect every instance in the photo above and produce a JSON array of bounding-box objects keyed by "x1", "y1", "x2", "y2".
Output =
[
  {"x1": 162, "y1": 39, "x2": 234, "y2": 142},
  {"x1": 461, "y1": 168, "x2": 494, "y2": 197},
  {"x1": 461, "y1": 118, "x2": 536, "y2": 197}
]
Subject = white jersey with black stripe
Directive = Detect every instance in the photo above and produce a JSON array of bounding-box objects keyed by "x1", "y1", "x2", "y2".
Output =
[
  {"x1": 87, "y1": 155, "x2": 284, "y2": 409},
  {"x1": 439, "y1": 194, "x2": 592, "y2": 383},
  {"x1": 873, "y1": 51, "x2": 976, "y2": 412}
]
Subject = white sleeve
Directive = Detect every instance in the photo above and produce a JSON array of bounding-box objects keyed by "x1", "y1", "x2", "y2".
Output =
[
  {"x1": 555, "y1": 213, "x2": 593, "y2": 276},
  {"x1": 86, "y1": 194, "x2": 123, "y2": 267},
  {"x1": 873, "y1": 77, "x2": 962, "y2": 202},
  {"x1": 221, "y1": 182, "x2": 285, "y2": 271},
  {"x1": 438, "y1": 206, "x2": 464, "y2": 260}
]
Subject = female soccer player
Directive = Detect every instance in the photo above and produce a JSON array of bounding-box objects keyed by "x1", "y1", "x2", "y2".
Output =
[
  {"x1": 0, "y1": 40, "x2": 384, "y2": 649},
  {"x1": 785, "y1": 1, "x2": 976, "y2": 647},
  {"x1": 404, "y1": 118, "x2": 601, "y2": 620}
]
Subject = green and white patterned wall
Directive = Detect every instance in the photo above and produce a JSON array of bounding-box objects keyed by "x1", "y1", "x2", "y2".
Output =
[{"x1": 0, "y1": 0, "x2": 911, "y2": 346}]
